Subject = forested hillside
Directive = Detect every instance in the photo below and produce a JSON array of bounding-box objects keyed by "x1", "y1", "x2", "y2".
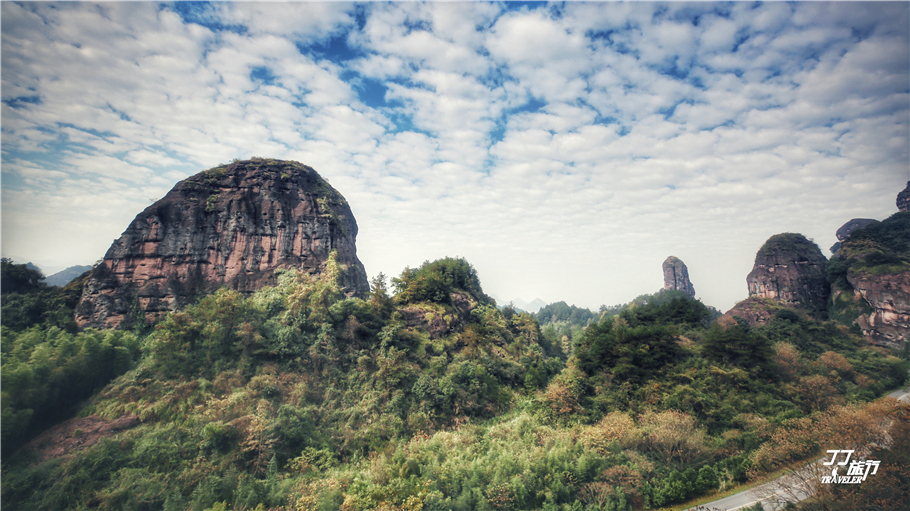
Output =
[{"x1": 2, "y1": 253, "x2": 908, "y2": 511}]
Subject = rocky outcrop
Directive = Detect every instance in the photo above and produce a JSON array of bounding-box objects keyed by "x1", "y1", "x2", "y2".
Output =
[
  {"x1": 836, "y1": 219, "x2": 879, "y2": 242},
  {"x1": 662, "y1": 256, "x2": 695, "y2": 297},
  {"x1": 830, "y1": 212, "x2": 910, "y2": 349},
  {"x1": 75, "y1": 159, "x2": 369, "y2": 329},
  {"x1": 847, "y1": 271, "x2": 910, "y2": 349},
  {"x1": 400, "y1": 292, "x2": 476, "y2": 339},
  {"x1": 745, "y1": 233, "x2": 829, "y2": 317},
  {"x1": 720, "y1": 297, "x2": 791, "y2": 327},
  {"x1": 898, "y1": 181, "x2": 910, "y2": 213}
]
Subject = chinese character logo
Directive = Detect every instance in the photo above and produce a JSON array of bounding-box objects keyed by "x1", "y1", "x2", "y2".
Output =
[{"x1": 820, "y1": 450, "x2": 880, "y2": 484}]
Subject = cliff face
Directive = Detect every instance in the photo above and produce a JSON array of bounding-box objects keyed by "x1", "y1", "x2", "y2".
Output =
[
  {"x1": 75, "y1": 159, "x2": 369, "y2": 329},
  {"x1": 897, "y1": 181, "x2": 910, "y2": 213},
  {"x1": 662, "y1": 256, "x2": 695, "y2": 297},
  {"x1": 831, "y1": 211, "x2": 910, "y2": 349},
  {"x1": 847, "y1": 271, "x2": 910, "y2": 349},
  {"x1": 746, "y1": 233, "x2": 829, "y2": 317}
]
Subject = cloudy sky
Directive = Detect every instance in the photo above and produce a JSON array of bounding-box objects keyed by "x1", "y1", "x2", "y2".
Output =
[{"x1": 2, "y1": 1, "x2": 908, "y2": 312}]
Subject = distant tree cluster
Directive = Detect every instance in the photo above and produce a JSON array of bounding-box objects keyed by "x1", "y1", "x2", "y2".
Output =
[
  {"x1": 391, "y1": 257, "x2": 492, "y2": 306},
  {"x1": 536, "y1": 301, "x2": 596, "y2": 326},
  {"x1": 1, "y1": 258, "x2": 86, "y2": 332}
]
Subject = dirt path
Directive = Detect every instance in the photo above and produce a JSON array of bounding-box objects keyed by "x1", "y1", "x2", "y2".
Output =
[{"x1": 19, "y1": 414, "x2": 141, "y2": 463}]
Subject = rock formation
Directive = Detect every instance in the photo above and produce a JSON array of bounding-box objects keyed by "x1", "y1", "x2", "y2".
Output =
[
  {"x1": 662, "y1": 256, "x2": 696, "y2": 297},
  {"x1": 835, "y1": 219, "x2": 879, "y2": 242},
  {"x1": 847, "y1": 271, "x2": 910, "y2": 349},
  {"x1": 720, "y1": 297, "x2": 788, "y2": 327},
  {"x1": 75, "y1": 159, "x2": 369, "y2": 329},
  {"x1": 898, "y1": 181, "x2": 910, "y2": 213},
  {"x1": 745, "y1": 233, "x2": 829, "y2": 317},
  {"x1": 832, "y1": 212, "x2": 910, "y2": 349}
]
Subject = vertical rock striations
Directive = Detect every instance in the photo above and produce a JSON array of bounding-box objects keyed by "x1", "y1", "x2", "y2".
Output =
[
  {"x1": 746, "y1": 233, "x2": 829, "y2": 317},
  {"x1": 662, "y1": 256, "x2": 696, "y2": 297},
  {"x1": 75, "y1": 159, "x2": 369, "y2": 329}
]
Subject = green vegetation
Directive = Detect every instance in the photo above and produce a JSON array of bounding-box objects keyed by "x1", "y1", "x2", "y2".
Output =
[
  {"x1": 1, "y1": 327, "x2": 141, "y2": 454},
  {"x1": 207, "y1": 194, "x2": 220, "y2": 212},
  {"x1": 1, "y1": 259, "x2": 93, "y2": 333},
  {"x1": 391, "y1": 257, "x2": 492, "y2": 306},
  {"x1": 1, "y1": 259, "x2": 140, "y2": 455},
  {"x1": 758, "y1": 233, "x2": 823, "y2": 258},
  {"x1": 826, "y1": 212, "x2": 910, "y2": 329},
  {"x1": 536, "y1": 302, "x2": 596, "y2": 326},
  {"x1": 831, "y1": 212, "x2": 910, "y2": 276},
  {"x1": 2, "y1": 253, "x2": 908, "y2": 511}
]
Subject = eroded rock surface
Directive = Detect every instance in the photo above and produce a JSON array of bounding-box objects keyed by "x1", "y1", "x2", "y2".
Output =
[
  {"x1": 662, "y1": 256, "x2": 696, "y2": 297},
  {"x1": 848, "y1": 270, "x2": 910, "y2": 349},
  {"x1": 898, "y1": 181, "x2": 910, "y2": 213},
  {"x1": 746, "y1": 233, "x2": 829, "y2": 317},
  {"x1": 720, "y1": 297, "x2": 784, "y2": 327},
  {"x1": 76, "y1": 159, "x2": 369, "y2": 329}
]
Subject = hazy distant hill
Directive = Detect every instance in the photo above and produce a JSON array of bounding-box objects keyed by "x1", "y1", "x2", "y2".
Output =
[
  {"x1": 45, "y1": 265, "x2": 92, "y2": 287},
  {"x1": 491, "y1": 295, "x2": 547, "y2": 313}
]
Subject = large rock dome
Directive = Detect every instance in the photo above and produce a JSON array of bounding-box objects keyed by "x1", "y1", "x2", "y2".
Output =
[
  {"x1": 75, "y1": 159, "x2": 369, "y2": 329},
  {"x1": 745, "y1": 233, "x2": 829, "y2": 317}
]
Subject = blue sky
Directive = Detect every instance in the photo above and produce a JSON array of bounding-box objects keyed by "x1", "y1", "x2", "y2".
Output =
[{"x1": 2, "y1": 1, "x2": 908, "y2": 312}]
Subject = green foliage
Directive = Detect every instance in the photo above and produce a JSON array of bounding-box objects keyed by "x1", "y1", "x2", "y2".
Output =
[
  {"x1": 536, "y1": 301, "x2": 596, "y2": 326},
  {"x1": 758, "y1": 232, "x2": 823, "y2": 257},
  {"x1": 392, "y1": 257, "x2": 492, "y2": 306},
  {"x1": 702, "y1": 322, "x2": 774, "y2": 376},
  {"x1": 620, "y1": 294, "x2": 713, "y2": 328},
  {"x1": 4, "y1": 251, "x2": 908, "y2": 511},
  {"x1": 1, "y1": 258, "x2": 47, "y2": 294},
  {"x1": 1, "y1": 258, "x2": 85, "y2": 332},
  {"x1": 598, "y1": 289, "x2": 722, "y2": 323},
  {"x1": 574, "y1": 320, "x2": 682, "y2": 384},
  {"x1": 1, "y1": 327, "x2": 140, "y2": 454},
  {"x1": 835, "y1": 211, "x2": 910, "y2": 275}
]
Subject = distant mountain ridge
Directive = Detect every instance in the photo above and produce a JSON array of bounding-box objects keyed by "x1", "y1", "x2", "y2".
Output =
[
  {"x1": 45, "y1": 265, "x2": 92, "y2": 287},
  {"x1": 490, "y1": 295, "x2": 547, "y2": 313}
]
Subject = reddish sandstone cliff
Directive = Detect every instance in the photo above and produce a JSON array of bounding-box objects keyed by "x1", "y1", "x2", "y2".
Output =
[
  {"x1": 75, "y1": 159, "x2": 369, "y2": 329},
  {"x1": 847, "y1": 270, "x2": 910, "y2": 349}
]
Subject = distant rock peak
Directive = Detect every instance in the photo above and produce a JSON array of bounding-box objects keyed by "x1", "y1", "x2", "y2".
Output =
[
  {"x1": 75, "y1": 159, "x2": 369, "y2": 329},
  {"x1": 662, "y1": 256, "x2": 695, "y2": 298},
  {"x1": 898, "y1": 181, "x2": 910, "y2": 213}
]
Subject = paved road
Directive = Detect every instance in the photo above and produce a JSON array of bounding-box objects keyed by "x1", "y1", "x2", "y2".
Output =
[{"x1": 685, "y1": 386, "x2": 909, "y2": 511}]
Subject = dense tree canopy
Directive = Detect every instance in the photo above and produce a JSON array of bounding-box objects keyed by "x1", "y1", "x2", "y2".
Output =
[{"x1": 1, "y1": 258, "x2": 46, "y2": 294}]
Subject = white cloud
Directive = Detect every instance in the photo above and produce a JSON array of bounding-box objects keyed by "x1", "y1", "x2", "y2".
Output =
[{"x1": 2, "y1": 1, "x2": 908, "y2": 313}]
